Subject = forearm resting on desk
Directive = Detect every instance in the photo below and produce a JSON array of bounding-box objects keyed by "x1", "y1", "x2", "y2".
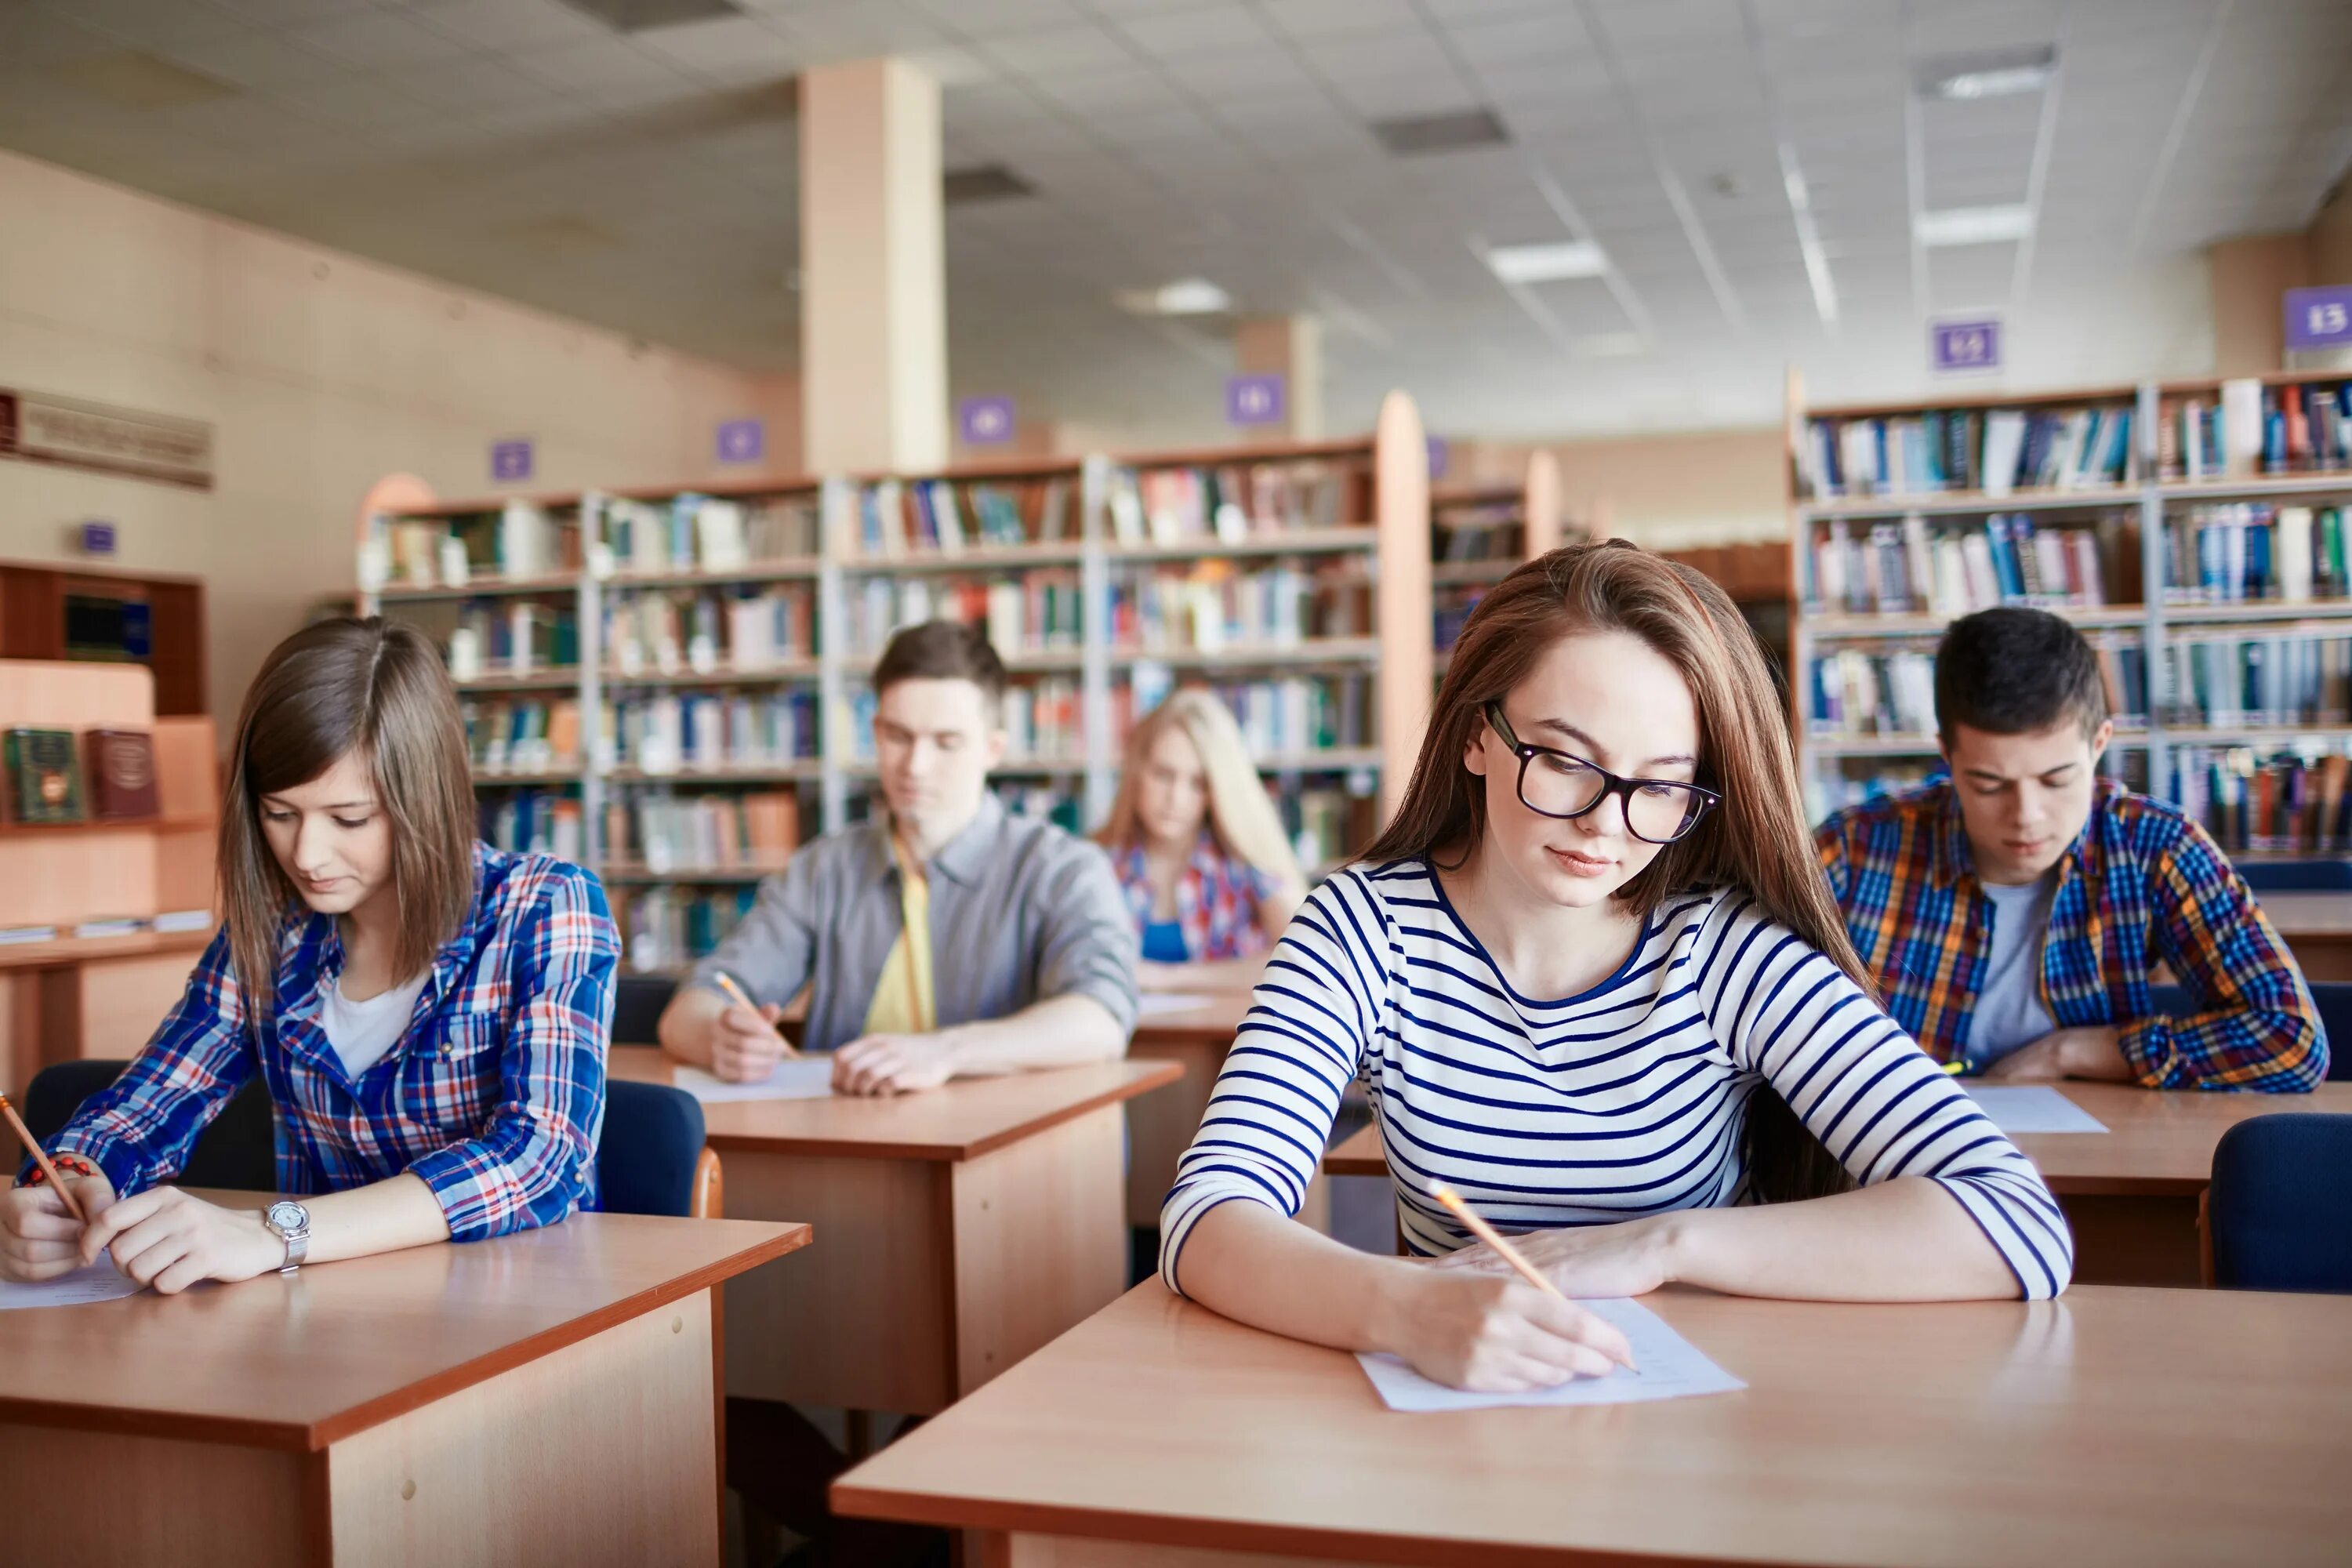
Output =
[{"x1": 938, "y1": 991, "x2": 1127, "y2": 1076}]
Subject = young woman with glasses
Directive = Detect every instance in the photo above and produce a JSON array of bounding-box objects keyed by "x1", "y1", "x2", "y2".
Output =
[{"x1": 1158, "y1": 543, "x2": 2071, "y2": 1391}]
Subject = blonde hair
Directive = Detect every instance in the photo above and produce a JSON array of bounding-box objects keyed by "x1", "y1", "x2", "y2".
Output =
[
  {"x1": 1098, "y1": 688, "x2": 1304, "y2": 888},
  {"x1": 220, "y1": 618, "x2": 478, "y2": 1017}
]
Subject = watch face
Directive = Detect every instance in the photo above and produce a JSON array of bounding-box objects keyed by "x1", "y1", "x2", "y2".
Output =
[{"x1": 267, "y1": 1201, "x2": 309, "y2": 1232}]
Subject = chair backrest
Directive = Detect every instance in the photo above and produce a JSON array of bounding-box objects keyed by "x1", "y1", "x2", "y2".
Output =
[
  {"x1": 597, "y1": 1078, "x2": 712, "y2": 1218},
  {"x1": 612, "y1": 973, "x2": 680, "y2": 1047},
  {"x1": 2240, "y1": 861, "x2": 2352, "y2": 892},
  {"x1": 2148, "y1": 983, "x2": 2348, "y2": 1082},
  {"x1": 2208, "y1": 1112, "x2": 2352, "y2": 1292},
  {"x1": 24, "y1": 1059, "x2": 278, "y2": 1192}
]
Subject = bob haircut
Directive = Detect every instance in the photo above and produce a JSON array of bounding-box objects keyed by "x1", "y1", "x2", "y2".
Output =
[
  {"x1": 220, "y1": 617, "x2": 477, "y2": 1015},
  {"x1": 1366, "y1": 541, "x2": 1871, "y2": 1202}
]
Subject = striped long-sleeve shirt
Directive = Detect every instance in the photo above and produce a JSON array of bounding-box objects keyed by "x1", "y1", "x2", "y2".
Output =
[{"x1": 1160, "y1": 860, "x2": 2074, "y2": 1299}]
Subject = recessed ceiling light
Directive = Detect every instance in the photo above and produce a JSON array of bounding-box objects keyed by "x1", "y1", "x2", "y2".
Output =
[
  {"x1": 942, "y1": 165, "x2": 1033, "y2": 205},
  {"x1": 1114, "y1": 278, "x2": 1232, "y2": 316},
  {"x1": 1484, "y1": 241, "x2": 1608, "y2": 284},
  {"x1": 1914, "y1": 205, "x2": 2034, "y2": 248},
  {"x1": 558, "y1": 0, "x2": 741, "y2": 30},
  {"x1": 1918, "y1": 45, "x2": 2056, "y2": 100},
  {"x1": 1368, "y1": 107, "x2": 1510, "y2": 158}
]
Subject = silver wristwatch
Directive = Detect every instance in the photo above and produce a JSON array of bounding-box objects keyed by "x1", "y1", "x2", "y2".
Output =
[{"x1": 263, "y1": 1200, "x2": 311, "y2": 1275}]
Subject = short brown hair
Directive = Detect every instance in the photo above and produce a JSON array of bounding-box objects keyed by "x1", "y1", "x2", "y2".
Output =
[
  {"x1": 1935, "y1": 606, "x2": 2108, "y2": 746},
  {"x1": 873, "y1": 620, "x2": 1007, "y2": 706},
  {"x1": 220, "y1": 617, "x2": 477, "y2": 1016}
]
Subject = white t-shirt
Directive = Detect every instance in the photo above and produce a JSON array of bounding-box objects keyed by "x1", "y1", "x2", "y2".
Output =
[{"x1": 320, "y1": 970, "x2": 433, "y2": 1079}]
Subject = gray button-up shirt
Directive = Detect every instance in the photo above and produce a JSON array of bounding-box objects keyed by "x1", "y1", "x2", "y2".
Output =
[{"x1": 688, "y1": 793, "x2": 1139, "y2": 1054}]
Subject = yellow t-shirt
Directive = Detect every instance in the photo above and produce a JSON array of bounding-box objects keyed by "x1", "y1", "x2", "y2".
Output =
[{"x1": 862, "y1": 832, "x2": 935, "y2": 1036}]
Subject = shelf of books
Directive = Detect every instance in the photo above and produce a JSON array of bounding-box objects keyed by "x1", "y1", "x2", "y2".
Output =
[
  {"x1": 358, "y1": 390, "x2": 1434, "y2": 972},
  {"x1": 1432, "y1": 451, "x2": 1571, "y2": 673},
  {"x1": 1790, "y1": 370, "x2": 2352, "y2": 857}
]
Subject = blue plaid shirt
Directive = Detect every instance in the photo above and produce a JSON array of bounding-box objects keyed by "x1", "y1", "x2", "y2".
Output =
[{"x1": 28, "y1": 844, "x2": 618, "y2": 1241}]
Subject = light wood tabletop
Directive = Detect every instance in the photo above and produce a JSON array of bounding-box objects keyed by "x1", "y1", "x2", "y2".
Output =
[
  {"x1": 611, "y1": 1048, "x2": 1189, "y2": 1415},
  {"x1": 836, "y1": 1279, "x2": 2352, "y2": 1568},
  {"x1": 1, "y1": 1208, "x2": 811, "y2": 1567},
  {"x1": 2259, "y1": 890, "x2": 2352, "y2": 938}
]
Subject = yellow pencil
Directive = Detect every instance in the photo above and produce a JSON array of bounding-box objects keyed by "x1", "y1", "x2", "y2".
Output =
[
  {"x1": 1943, "y1": 1059, "x2": 1967, "y2": 1076},
  {"x1": 710, "y1": 971, "x2": 801, "y2": 1060},
  {"x1": 1427, "y1": 1179, "x2": 1635, "y2": 1372},
  {"x1": 0, "y1": 1092, "x2": 89, "y2": 1227}
]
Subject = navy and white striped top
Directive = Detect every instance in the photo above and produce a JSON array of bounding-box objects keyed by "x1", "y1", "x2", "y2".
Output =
[{"x1": 1160, "y1": 860, "x2": 2074, "y2": 1299}]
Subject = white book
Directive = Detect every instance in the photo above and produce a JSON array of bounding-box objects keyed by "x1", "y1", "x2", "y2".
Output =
[
  {"x1": 928, "y1": 481, "x2": 967, "y2": 555},
  {"x1": 1961, "y1": 533, "x2": 2002, "y2": 609},
  {"x1": 986, "y1": 581, "x2": 1024, "y2": 652},
  {"x1": 1838, "y1": 422, "x2": 1879, "y2": 497},
  {"x1": 695, "y1": 500, "x2": 747, "y2": 570},
  {"x1": 448, "y1": 626, "x2": 483, "y2": 682},
  {"x1": 873, "y1": 481, "x2": 907, "y2": 557},
  {"x1": 2035, "y1": 532, "x2": 2071, "y2": 605},
  {"x1": 2278, "y1": 506, "x2": 2314, "y2": 601},
  {"x1": 508, "y1": 602, "x2": 533, "y2": 675},
  {"x1": 437, "y1": 535, "x2": 470, "y2": 587},
  {"x1": 2220, "y1": 379, "x2": 2263, "y2": 477},
  {"x1": 1107, "y1": 477, "x2": 1145, "y2": 544},
  {"x1": 1932, "y1": 538, "x2": 1971, "y2": 617},
  {"x1": 1980, "y1": 412, "x2": 2026, "y2": 497},
  {"x1": 1901, "y1": 515, "x2": 1934, "y2": 614}
]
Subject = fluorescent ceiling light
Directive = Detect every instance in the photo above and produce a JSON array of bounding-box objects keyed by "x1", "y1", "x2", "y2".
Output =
[
  {"x1": 1920, "y1": 45, "x2": 2056, "y2": 100},
  {"x1": 1915, "y1": 205, "x2": 2034, "y2": 248},
  {"x1": 1578, "y1": 333, "x2": 1646, "y2": 358},
  {"x1": 1485, "y1": 241, "x2": 1607, "y2": 284},
  {"x1": 1115, "y1": 278, "x2": 1232, "y2": 316}
]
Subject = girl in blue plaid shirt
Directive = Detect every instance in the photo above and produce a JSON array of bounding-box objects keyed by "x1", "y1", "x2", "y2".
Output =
[{"x1": 2, "y1": 618, "x2": 617, "y2": 1292}]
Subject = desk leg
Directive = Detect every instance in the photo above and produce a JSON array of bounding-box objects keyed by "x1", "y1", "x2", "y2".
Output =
[
  {"x1": 2061, "y1": 1193, "x2": 2205, "y2": 1287},
  {"x1": 983, "y1": 1531, "x2": 1378, "y2": 1566},
  {"x1": 0, "y1": 1425, "x2": 320, "y2": 1567},
  {"x1": 325, "y1": 1288, "x2": 720, "y2": 1567}
]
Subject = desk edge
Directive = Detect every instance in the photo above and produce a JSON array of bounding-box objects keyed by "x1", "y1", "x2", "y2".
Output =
[{"x1": 705, "y1": 1060, "x2": 1186, "y2": 1163}]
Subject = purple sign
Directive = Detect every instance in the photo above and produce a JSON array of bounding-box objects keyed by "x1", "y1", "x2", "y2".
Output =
[
  {"x1": 490, "y1": 437, "x2": 534, "y2": 484},
  {"x1": 958, "y1": 395, "x2": 1015, "y2": 446},
  {"x1": 2285, "y1": 286, "x2": 2352, "y2": 351},
  {"x1": 1425, "y1": 436, "x2": 1450, "y2": 481},
  {"x1": 76, "y1": 520, "x2": 116, "y2": 557},
  {"x1": 1226, "y1": 374, "x2": 1285, "y2": 426},
  {"x1": 1930, "y1": 318, "x2": 2002, "y2": 373},
  {"x1": 716, "y1": 418, "x2": 764, "y2": 464}
]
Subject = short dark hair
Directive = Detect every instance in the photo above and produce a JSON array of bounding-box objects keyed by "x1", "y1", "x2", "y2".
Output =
[
  {"x1": 1934, "y1": 607, "x2": 2107, "y2": 744},
  {"x1": 873, "y1": 619, "x2": 1007, "y2": 706}
]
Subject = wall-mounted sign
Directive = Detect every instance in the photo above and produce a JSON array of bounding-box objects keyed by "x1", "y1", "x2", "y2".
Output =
[
  {"x1": 1929, "y1": 318, "x2": 2002, "y2": 374},
  {"x1": 1226, "y1": 374, "x2": 1286, "y2": 427},
  {"x1": 2285, "y1": 285, "x2": 2352, "y2": 351},
  {"x1": 958, "y1": 396, "x2": 1016, "y2": 446},
  {"x1": 717, "y1": 419, "x2": 764, "y2": 464},
  {"x1": 1426, "y1": 436, "x2": 1450, "y2": 481},
  {"x1": 76, "y1": 521, "x2": 117, "y2": 557},
  {"x1": 490, "y1": 437, "x2": 534, "y2": 484},
  {"x1": 0, "y1": 390, "x2": 212, "y2": 490}
]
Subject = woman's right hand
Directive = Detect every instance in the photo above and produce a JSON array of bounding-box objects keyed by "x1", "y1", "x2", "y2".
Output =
[
  {"x1": 1380, "y1": 1266, "x2": 1635, "y2": 1392},
  {"x1": 1, "y1": 1172, "x2": 118, "y2": 1283}
]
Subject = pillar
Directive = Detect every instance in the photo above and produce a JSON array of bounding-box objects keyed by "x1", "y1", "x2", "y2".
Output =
[
  {"x1": 799, "y1": 58, "x2": 948, "y2": 473},
  {"x1": 2208, "y1": 234, "x2": 2310, "y2": 378},
  {"x1": 1232, "y1": 314, "x2": 1323, "y2": 442}
]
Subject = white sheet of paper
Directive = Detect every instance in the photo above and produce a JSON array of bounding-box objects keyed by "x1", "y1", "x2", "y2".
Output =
[
  {"x1": 669, "y1": 1058, "x2": 837, "y2": 1103},
  {"x1": 1356, "y1": 1296, "x2": 1745, "y2": 1412},
  {"x1": 1136, "y1": 992, "x2": 1219, "y2": 1018},
  {"x1": 0, "y1": 1253, "x2": 144, "y2": 1311},
  {"x1": 1962, "y1": 1085, "x2": 2109, "y2": 1134}
]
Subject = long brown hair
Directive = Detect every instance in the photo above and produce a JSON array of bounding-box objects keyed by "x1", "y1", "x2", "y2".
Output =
[
  {"x1": 1095, "y1": 688, "x2": 1305, "y2": 890},
  {"x1": 220, "y1": 617, "x2": 477, "y2": 1017},
  {"x1": 1366, "y1": 541, "x2": 1864, "y2": 1202}
]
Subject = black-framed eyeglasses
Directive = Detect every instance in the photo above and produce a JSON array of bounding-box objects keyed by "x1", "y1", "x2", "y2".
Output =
[{"x1": 1483, "y1": 702, "x2": 1721, "y2": 845}]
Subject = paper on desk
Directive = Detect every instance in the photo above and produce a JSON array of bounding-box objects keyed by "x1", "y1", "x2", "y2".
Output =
[
  {"x1": 0, "y1": 1253, "x2": 144, "y2": 1311},
  {"x1": 669, "y1": 1058, "x2": 837, "y2": 1103},
  {"x1": 1136, "y1": 992, "x2": 1219, "y2": 1018},
  {"x1": 1962, "y1": 1085, "x2": 2109, "y2": 1134},
  {"x1": 1356, "y1": 1297, "x2": 1744, "y2": 1412}
]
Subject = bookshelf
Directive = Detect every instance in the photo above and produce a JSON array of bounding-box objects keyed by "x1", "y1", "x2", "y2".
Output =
[
  {"x1": 361, "y1": 390, "x2": 1434, "y2": 971},
  {"x1": 1788, "y1": 369, "x2": 2352, "y2": 855},
  {"x1": 1432, "y1": 451, "x2": 1574, "y2": 669}
]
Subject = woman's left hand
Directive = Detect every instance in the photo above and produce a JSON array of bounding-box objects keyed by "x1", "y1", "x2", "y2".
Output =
[
  {"x1": 80, "y1": 1187, "x2": 286, "y2": 1295},
  {"x1": 1428, "y1": 1214, "x2": 1681, "y2": 1299}
]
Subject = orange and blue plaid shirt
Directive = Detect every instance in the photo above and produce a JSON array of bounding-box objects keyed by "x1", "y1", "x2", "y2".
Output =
[
  {"x1": 24, "y1": 844, "x2": 618, "y2": 1240},
  {"x1": 1816, "y1": 779, "x2": 2324, "y2": 1091}
]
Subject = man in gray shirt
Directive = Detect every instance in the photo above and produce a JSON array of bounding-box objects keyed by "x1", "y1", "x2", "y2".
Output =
[{"x1": 658, "y1": 619, "x2": 1138, "y2": 1094}]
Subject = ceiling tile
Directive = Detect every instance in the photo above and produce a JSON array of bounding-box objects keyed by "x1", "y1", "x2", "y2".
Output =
[{"x1": 287, "y1": 9, "x2": 475, "y2": 71}]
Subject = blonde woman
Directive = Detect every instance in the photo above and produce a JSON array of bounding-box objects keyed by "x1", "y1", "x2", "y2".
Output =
[
  {"x1": 1098, "y1": 688, "x2": 1308, "y2": 987},
  {"x1": 1, "y1": 618, "x2": 616, "y2": 1292}
]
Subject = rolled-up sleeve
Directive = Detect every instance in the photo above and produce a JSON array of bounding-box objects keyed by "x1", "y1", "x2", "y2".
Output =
[
  {"x1": 407, "y1": 866, "x2": 617, "y2": 1240},
  {"x1": 1032, "y1": 836, "x2": 1140, "y2": 1037},
  {"x1": 688, "y1": 851, "x2": 821, "y2": 1008}
]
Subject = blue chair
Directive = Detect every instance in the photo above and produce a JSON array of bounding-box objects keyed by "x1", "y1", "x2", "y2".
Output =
[
  {"x1": 2205, "y1": 1113, "x2": 2352, "y2": 1291},
  {"x1": 2238, "y1": 861, "x2": 2352, "y2": 892},
  {"x1": 597, "y1": 1078, "x2": 721, "y2": 1218},
  {"x1": 612, "y1": 973, "x2": 680, "y2": 1047},
  {"x1": 22, "y1": 1059, "x2": 277, "y2": 1191},
  {"x1": 2147, "y1": 982, "x2": 2347, "y2": 1081}
]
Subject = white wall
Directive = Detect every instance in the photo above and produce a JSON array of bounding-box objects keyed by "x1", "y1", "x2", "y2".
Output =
[{"x1": 0, "y1": 147, "x2": 800, "y2": 723}]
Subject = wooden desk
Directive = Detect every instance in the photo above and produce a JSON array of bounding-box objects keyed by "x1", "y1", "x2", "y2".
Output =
[
  {"x1": 1127, "y1": 988, "x2": 1254, "y2": 1228},
  {"x1": 612, "y1": 1047, "x2": 1182, "y2": 1415},
  {"x1": 837, "y1": 1279, "x2": 2352, "y2": 1568},
  {"x1": 1324, "y1": 1083, "x2": 2352, "y2": 1286},
  {"x1": 0, "y1": 1209, "x2": 808, "y2": 1568},
  {"x1": 2262, "y1": 890, "x2": 2352, "y2": 980}
]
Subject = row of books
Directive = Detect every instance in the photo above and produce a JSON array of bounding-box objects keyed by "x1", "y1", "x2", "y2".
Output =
[
  {"x1": 610, "y1": 691, "x2": 821, "y2": 774},
  {"x1": 1435, "y1": 584, "x2": 1494, "y2": 653},
  {"x1": 2166, "y1": 746, "x2": 2352, "y2": 854},
  {"x1": 477, "y1": 789, "x2": 584, "y2": 861},
  {"x1": 601, "y1": 492, "x2": 818, "y2": 572},
  {"x1": 844, "y1": 573, "x2": 1083, "y2": 659},
  {"x1": 379, "y1": 500, "x2": 576, "y2": 588},
  {"x1": 1804, "y1": 514, "x2": 2128, "y2": 617},
  {"x1": 2160, "y1": 505, "x2": 2350, "y2": 604},
  {"x1": 846, "y1": 477, "x2": 1075, "y2": 557},
  {"x1": 1283, "y1": 779, "x2": 1378, "y2": 871},
  {"x1": 448, "y1": 603, "x2": 579, "y2": 681},
  {"x1": 993, "y1": 782, "x2": 1083, "y2": 833},
  {"x1": 604, "y1": 586, "x2": 815, "y2": 676},
  {"x1": 602, "y1": 789, "x2": 800, "y2": 871},
  {"x1": 1807, "y1": 645, "x2": 2149, "y2": 740},
  {"x1": 1108, "y1": 561, "x2": 1371, "y2": 652},
  {"x1": 615, "y1": 885, "x2": 757, "y2": 975},
  {"x1": 1434, "y1": 497, "x2": 1522, "y2": 564},
  {"x1": 461, "y1": 699, "x2": 580, "y2": 775},
  {"x1": 1799, "y1": 405, "x2": 2137, "y2": 500},
  {"x1": 2, "y1": 727, "x2": 160, "y2": 824},
  {"x1": 2159, "y1": 380, "x2": 2352, "y2": 480},
  {"x1": 1105, "y1": 460, "x2": 1365, "y2": 546},
  {"x1": 2158, "y1": 636, "x2": 2352, "y2": 729}
]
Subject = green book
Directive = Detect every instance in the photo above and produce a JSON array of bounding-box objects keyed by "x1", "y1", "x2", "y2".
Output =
[{"x1": 4, "y1": 728, "x2": 86, "y2": 824}]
